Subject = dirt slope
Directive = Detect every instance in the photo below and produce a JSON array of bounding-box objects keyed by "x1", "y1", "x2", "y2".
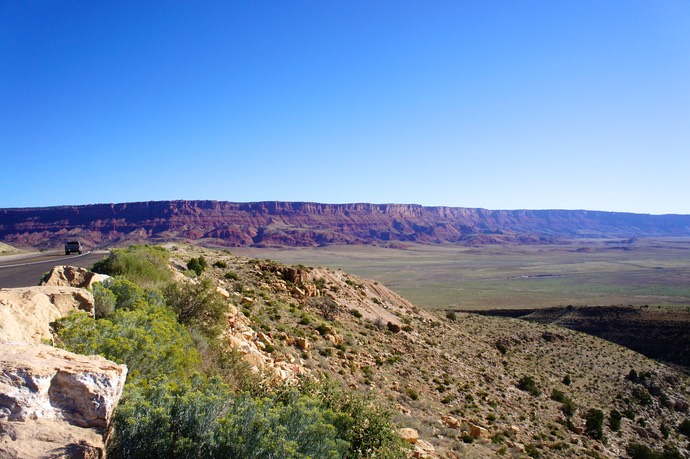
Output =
[{"x1": 169, "y1": 245, "x2": 690, "y2": 458}]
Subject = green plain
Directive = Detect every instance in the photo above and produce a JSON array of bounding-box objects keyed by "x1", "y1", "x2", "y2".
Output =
[{"x1": 230, "y1": 238, "x2": 690, "y2": 311}]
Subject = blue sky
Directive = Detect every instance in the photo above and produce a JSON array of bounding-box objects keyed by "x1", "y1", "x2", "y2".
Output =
[{"x1": 2, "y1": 1, "x2": 689, "y2": 214}]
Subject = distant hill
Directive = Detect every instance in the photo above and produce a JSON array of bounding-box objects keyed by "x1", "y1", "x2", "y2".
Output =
[{"x1": 1, "y1": 200, "x2": 690, "y2": 250}]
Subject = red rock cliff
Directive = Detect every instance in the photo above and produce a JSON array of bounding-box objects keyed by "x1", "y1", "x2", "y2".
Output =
[{"x1": 1, "y1": 200, "x2": 689, "y2": 249}]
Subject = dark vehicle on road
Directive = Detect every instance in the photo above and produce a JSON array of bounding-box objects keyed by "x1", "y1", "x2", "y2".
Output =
[{"x1": 64, "y1": 241, "x2": 83, "y2": 255}]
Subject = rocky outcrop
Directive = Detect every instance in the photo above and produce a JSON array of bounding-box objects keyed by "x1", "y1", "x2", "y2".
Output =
[
  {"x1": 40, "y1": 266, "x2": 109, "y2": 290},
  {"x1": 0, "y1": 342, "x2": 127, "y2": 458},
  {"x1": 2, "y1": 200, "x2": 690, "y2": 249},
  {"x1": 0, "y1": 287, "x2": 94, "y2": 344},
  {"x1": 0, "y1": 277, "x2": 126, "y2": 458}
]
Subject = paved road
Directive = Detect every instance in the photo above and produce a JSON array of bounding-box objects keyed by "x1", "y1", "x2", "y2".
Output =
[{"x1": 0, "y1": 251, "x2": 107, "y2": 288}]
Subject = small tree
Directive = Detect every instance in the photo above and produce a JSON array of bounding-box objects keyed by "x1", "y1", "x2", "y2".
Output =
[
  {"x1": 585, "y1": 408, "x2": 605, "y2": 441},
  {"x1": 187, "y1": 256, "x2": 208, "y2": 276},
  {"x1": 609, "y1": 410, "x2": 622, "y2": 432},
  {"x1": 163, "y1": 277, "x2": 226, "y2": 336},
  {"x1": 517, "y1": 376, "x2": 541, "y2": 397},
  {"x1": 679, "y1": 418, "x2": 690, "y2": 438}
]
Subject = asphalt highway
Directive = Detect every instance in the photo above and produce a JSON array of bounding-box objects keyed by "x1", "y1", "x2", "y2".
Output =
[{"x1": 0, "y1": 251, "x2": 107, "y2": 288}]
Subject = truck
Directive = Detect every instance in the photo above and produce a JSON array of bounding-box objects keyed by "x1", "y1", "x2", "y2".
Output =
[{"x1": 64, "y1": 241, "x2": 83, "y2": 255}]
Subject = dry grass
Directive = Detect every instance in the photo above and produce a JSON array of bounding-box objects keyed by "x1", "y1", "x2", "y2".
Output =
[
  {"x1": 229, "y1": 238, "x2": 690, "y2": 311},
  {"x1": 166, "y1": 243, "x2": 690, "y2": 458}
]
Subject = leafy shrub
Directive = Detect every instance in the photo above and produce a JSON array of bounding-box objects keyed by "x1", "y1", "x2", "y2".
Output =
[
  {"x1": 446, "y1": 311, "x2": 457, "y2": 321},
  {"x1": 678, "y1": 418, "x2": 690, "y2": 438},
  {"x1": 213, "y1": 260, "x2": 227, "y2": 269},
  {"x1": 626, "y1": 443, "x2": 684, "y2": 459},
  {"x1": 187, "y1": 256, "x2": 208, "y2": 276},
  {"x1": 584, "y1": 408, "x2": 605, "y2": 441},
  {"x1": 561, "y1": 398, "x2": 577, "y2": 418},
  {"x1": 310, "y1": 296, "x2": 339, "y2": 321},
  {"x1": 111, "y1": 376, "x2": 348, "y2": 459},
  {"x1": 609, "y1": 410, "x2": 622, "y2": 432},
  {"x1": 162, "y1": 277, "x2": 227, "y2": 337},
  {"x1": 91, "y1": 245, "x2": 172, "y2": 287},
  {"x1": 626, "y1": 444, "x2": 655, "y2": 459},
  {"x1": 550, "y1": 389, "x2": 566, "y2": 403},
  {"x1": 349, "y1": 308, "x2": 363, "y2": 319},
  {"x1": 107, "y1": 278, "x2": 149, "y2": 311},
  {"x1": 633, "y1": 386, "x2": 653, "y2": 406},
  {"x1": 92, "y1": 282, "x2": 116, "y2": 318},
  {"x1": 517, "y1": 376, "x2": 541, "y2": 396},
  {"x1": 297, "y1": 378, "x2": 409, "y2": 459},
  {"x1": 495, "y1": 341, "x2": 507, "y2": 355},
  {"x1": 562, "y1": 374, "x2": 571, "y2": 385},
  {"x1": 54, "y1": 307, "x2": 199, "y2": 382},
  {"x1": 315, "y1": 323, "x2": 330, "y2": 336},
  {"x1": 224, "y1": 271, "x2": 239, "y2": 281},
  {"x1": 551, "y1": 389, "x2": 576, "y2": 417}
]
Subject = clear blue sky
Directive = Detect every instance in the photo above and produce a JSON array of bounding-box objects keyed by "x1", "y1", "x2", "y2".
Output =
[{"x1": 2, "y1": 1, "x2": 689, "y2": 214}]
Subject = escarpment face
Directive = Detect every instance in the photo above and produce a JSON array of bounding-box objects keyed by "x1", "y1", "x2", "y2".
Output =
[{"x1": 3, "y1": 200, "x2": 690, "y2": 250}]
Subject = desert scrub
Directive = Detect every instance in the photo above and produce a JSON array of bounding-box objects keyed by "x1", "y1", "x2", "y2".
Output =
[
  {"x1": 186, "y1": 255, "x2": 208, "y2": 276},
  {"x1": 54, "y1": 307, "x2": 199, "y2": 382},
  {"x1": 584, "y1": 408, "x2": 605, "y2": 441},
  {"x1": 92, "y1": 282, "x2": 116, "y2": 318},
  {"x1": 224, "y1": 271, "x2": 239, "y2": 280},
  {"x1": 111, "y1": 376, "x2": 348, "y2": 459},
  {"x1": 609, "y1": 410, "x2": 622, "y2": 431},
  {"x1": 163, "y1": 277, "x2": 228, "y2": 337},
  {"x1": 297, "y1": 378, "x2": 409, "y2": 459},
  {"x1": 90, "y1": 245, "x2": 172, "y2": 288},
  {"x1": 517, "y1": 376, "x2": 541, "y2": 397},
  {"x1": 495, "y1": 341, "x2": 508, "y2": 355}
]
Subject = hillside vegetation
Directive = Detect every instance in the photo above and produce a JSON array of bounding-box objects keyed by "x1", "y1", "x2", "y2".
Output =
[{"x1": 53, "y1": 244, "x2": 690, "y2": 458}]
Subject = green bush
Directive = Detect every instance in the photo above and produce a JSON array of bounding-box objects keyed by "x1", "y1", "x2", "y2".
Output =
[
  {"x1": 626, "y1": 443, "x2": 684, "y2": 459},
  {"x1": 187, "y1": 256, "x2": 208, "y2": 276},
  {"x1": 584, "y1": 408, "x2": 605, "y2": 441},
  {"x1": 551, "y1": 389, "x2": 576, "y2": 417},
  {"x1": 224, "y1": 271, "x2": 240, "y2": 281},
  {"x1": 561, "y1": 398, "x2": 577, "y2": 418},
  {"x1": 162, "y1": 277, "x2": 227, "y2": 337},
  {"x1": 446, "y1": 311, "x2": 457, "y2": 321},
  {"x1": 315, "y1": 323, "x2": 330, "y2": 336},
  {"x1": 53, "y1": 281, "x2": 200, "y2": 382},
  {"x1": 111, "y1": 376, "x2": 348, "y2": 459},
  {"x1": 92, "y1": 282, "x2": 116, "y2": 318},
  {"x1": 495, "y1": 341, "x2": 507, "y2": 354},
  {"x1": 678, "y1": 418, "x2": 690, "y2": 438},
  {"x1": 609, "y1": 409, "x2": 622, "y2": 432},
  {"x1": 550, "y1": 389, "x2": 566, "y2": 403},
  {"x1": 91, "y1": 245, "x2": 172, "y2": 288},
  {"x1": 297, "y1": 378, "x2": 409, "y2": 459},
  {"x1": 517, "y1": 376, "x2": 541, "y2": 397}
]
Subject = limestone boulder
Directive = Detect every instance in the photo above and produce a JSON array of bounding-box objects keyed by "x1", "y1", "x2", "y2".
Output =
[
  {"x1": 0, "y1": 418, "x2": 104, "y2": 459},
  {"x1": 412, "y1": 439, "x2": 435, "y2": 458},
  {"x1": 469, "y1": 423, "x2": 490, "y2": 441},
  {"x1": 39, "y1": 265, "x2": 109, "y2": 290},
  {"x1": 0, "y1": 287, "x2": 95, "y2": 344},
  {"x1": 398, "y1": 427, "x2": 419, "y2": 444},
  {"x1": 0, "y1": 342, "x2": 127, "y2": 458}
]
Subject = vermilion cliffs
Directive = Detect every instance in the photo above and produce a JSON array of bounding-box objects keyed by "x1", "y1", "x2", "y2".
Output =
[{"x1": 1, "y1": 200, "x2": 690, "y2": 249}]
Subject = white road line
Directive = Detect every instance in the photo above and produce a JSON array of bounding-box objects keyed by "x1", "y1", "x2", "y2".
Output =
[{"x1": 0, "y1": 251, "x2": 92, "y2": 269}]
